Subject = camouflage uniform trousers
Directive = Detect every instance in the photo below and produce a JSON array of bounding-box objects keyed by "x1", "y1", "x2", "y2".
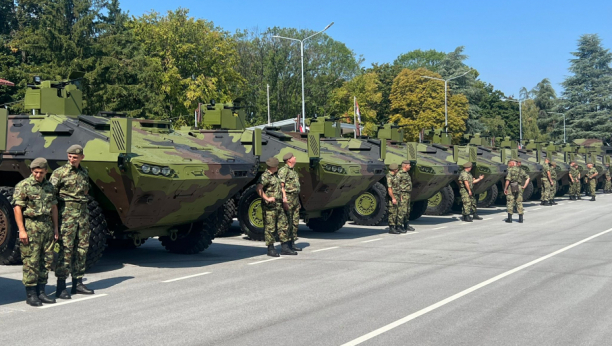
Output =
[
  {"x1": 589, "y1": 179, "x2": 597, "y2": 197},
  {"x1": 459, "y1": 189, "x2": 476, "y2": 216},
  {"x1": 397, "y1": 192, "x2": 411, "y2": 225},
  {"x1": 20, "y1": 216, "x2": 54, "y2": 286},
  {"x1": 55, "y1": 202, "x2": 90, "y2": 280},
  {"x1": 605, "y1": 179, "x2": 612, "y2": 191},
  {"x1": 263, "y1": 202, "x2": 290, "y2": 246},
  {"x1": 570, "y1": 181, "x2": 581, "y2": 197},
  {"x1": 541, "y1": 180, "x2": 552, "y2": 201},
  {"x1": 550, "y1": 181, "x2": 556, "y2": 199},
  {"x1": 506, "y1": 188, "x2": 524, "y2": 214},
  {"x1": 387, "y1": 198, "x2": 399, "y2": 226},
  {"x1": 279, "y1": 193, "x2": 300, "y2": 241}
]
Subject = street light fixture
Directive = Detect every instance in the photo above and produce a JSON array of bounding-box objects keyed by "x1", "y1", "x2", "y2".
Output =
[
  {"x1": 501, "y1": 97, "x2": 524, "y2": 147},
  {"x1": 420, "y1": 70, "x2": 470, "y2": 131},
  {"x1": 548, "y1": 111, "x2": 566, "y2": 143},
  {"x1": 273, "y1": 22, "x2": 334, "y2": 132}
]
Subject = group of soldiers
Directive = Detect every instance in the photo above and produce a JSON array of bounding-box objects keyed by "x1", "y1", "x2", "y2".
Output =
[
  {"x1": 386, "y1": 160, "x2": 415, "y2": 234},
  {"x1": 258, "y1": 153, "x2": 302, "y2": 257},
  {"x1": 14, "y1": 145, "x2": 94, "y2": 307}
]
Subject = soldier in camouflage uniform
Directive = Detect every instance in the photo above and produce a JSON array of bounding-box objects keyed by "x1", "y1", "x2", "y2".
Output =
[
  {"x1": 51, "y1": 145, "x2": 94, "y2": 299},
  {"x1": 397, "y1": 160, "x2": 415, "y2": 232},
  {"x1": 13, "y1": 158, "x2": 59, "y2": 306},
  {"x1": 257, "y1": 157, "x2": 294, "y2": 257},
  {"x1": 504, "y1": 159, "x2": 530, "y2": 223},
  {"x1": 585, "y1": 162, "x2": 598, "y2": 201},
  {"x1": 604, "y1": 164, "x2": 611, "y2": 193},
  {"x1": 458, "y1": 162, "x2": 484, "y2": 222},
  {"x1": 568, "y1": 162, "x2": 581, "y2": 200},
  {"x1": 549, "y1": 162, "x2": 558, "y2": 205},
  {"x1": 540, "y1": 158, "x2": 553, "y2": 206},
  {"x1": 386, "y1": 163, "x2": 401, "y2": 234},
  {"x1": 278, "y1": 152, "x2": 301, "y2": 252}
]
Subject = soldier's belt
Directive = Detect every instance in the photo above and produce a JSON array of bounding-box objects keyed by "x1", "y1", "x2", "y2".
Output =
[
  {"x1": 62, "y1": 200, "x2": 88, "y2": 207},
  {"x1": 25, "y1": 214, "x2": 52, "y2": 221},
  {"x1": 286, "y1": 191, "x2": 299, "y2": 195}
]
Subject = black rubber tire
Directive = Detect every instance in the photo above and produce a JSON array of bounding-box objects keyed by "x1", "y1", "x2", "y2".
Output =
[
  {"x1": 425, "y1": 185, "x2": 454, "y2": 216},
  {"x1": 211, "y1": 198, "x2": 237, "y2": 237},
  {"x1": 238, "y1": 185, "x2": 265, "y2": 241},
  {"x1": 522, "y1": 181, "x2": 535, "y2": 201},
  {"x1": 556, "y1": 182, "x2": 568, "y2": 197},
  {"x1": 85, "y1": 196, "x2": 109, "y2": 270},
  {"x1": 0, "y1": 187, "x2": 20, "y2": 265},
  {"x1": 307, "y1": 206, "x2": 350, "y2": 233},
  {"x1": 478, "y1": 184, "x2": 498, "y2": 208},
  {"x1": 106, "y1": 238, "x2": 146, "y2": 249},
  {"x1": 349, "y1": 182, "x2": 388, "y2": 226},
  {"x1": 159, "y1": 221, "x2": 215, "y2": 254},
  {"x1": 409, "y1": 200, "x2": 428, "y2": 221}
]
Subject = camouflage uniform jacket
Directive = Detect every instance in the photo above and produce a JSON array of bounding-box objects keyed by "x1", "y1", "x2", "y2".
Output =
[
  {"x1": 50, "y1": 163, "x2": 89, "y2": 203},
  {"x1": 506, "y1": 166, "x2": 529, "y2": 186},
  {"x1": 278, "y1": 165, "x2": 300, "y2": 194},
  {"x1": 386, "y1": 172, "x2": 400, "y2": 195},
  {"x1": 13, "y1": 175, "x2": 58, "y2": 218},
  {"x1": 542, "y1": 164, "x2": 551, "y2": 181},
  {"x1": 550, "y1": 166, "x2": 557, "y2": 181},
  {"x1": 398, "y1": 170, "x2": 412, "y2": 193},
  {"x1": 258, "y1": 170, "x2": 282, "y2": 202},
  {"x1": 458, "y1": 170, "x2": 473, "y2": 191},
  {"x1": 587, "y1": 167, "x2": 598, "y2": 180},
  {"x1": 605, "y1": 169, "x2": 611, "y2": 179},
  {"x1": 569, "y1": 167, "x2": 580, "y2": 181}
]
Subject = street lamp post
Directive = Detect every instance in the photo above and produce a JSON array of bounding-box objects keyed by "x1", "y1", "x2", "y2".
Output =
[
  {"x1": 548, "y1": 112, "x2": 566, "y2": 143},
  {"x1": 273, "y1": 22, "x2": 334, "y2": 132},
  {"x1": 420, "y1": 70, "x2": 470, "y2": 131},
  {"x1": 502, "y1": 98, "x2": 524, "y2": 147}
]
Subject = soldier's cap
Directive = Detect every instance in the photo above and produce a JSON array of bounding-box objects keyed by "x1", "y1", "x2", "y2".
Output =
[
  {"x1": 266, "y1": 157, "x2": 279, "y2": 168},
  {"x1": 389, "y1": 163, "x2": 399, "y2": 170},
  {"x1": 507, "y1": 158, "x2": 516, "y2": 163},
  {"x1": 551, "y1": 161, "x2": 557, "y2": 166},
  {"x1": 282, "y1": 152, "x2": 294, "y2": 161},
  {"x1": 67, "y1": 144, "x2": 84, "y2": 155},
  {"x1": 516, "y1": 159, "x2": 522, "y2": 163},
  {"x1": 401, "y1": 160, "x2": 411, "y2": 165},
  {"x1": 30, "y1": 157, "x2": 48, "y2": 170},
  {"x1": 463, "y1": 162, "x2": 472, "y2": 168}
]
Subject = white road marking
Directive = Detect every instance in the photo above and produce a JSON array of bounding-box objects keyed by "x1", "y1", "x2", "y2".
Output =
[
  {"x1": 432, "y1": 226, "x2": 447, "y2": 230},
  {"x1": 483, "y1": 218, "x2": 493, "y2": 221},
  {"x1": 399, "y1": 232, "x2": 419, "y2": 236},
  {"x1": 38, "y1": 294, "x2": 107, "y2": 309},
  {"x1": 248, "y1": 257, "x2": 283, "y2": 265},
  {"x1": 312, "y1": 246, "x2": 339, "y2": 253},
  {"x1": 362, "y1": 238, "x2": 383, "y2": 243},
  {"x1": 340, "y1": 227, "x2": 612, "y2": 346},
  {"x1": 557, "y1": 203, "x2": 564, "y2": 206},
  {"x1": 532, "y1": 208, "x2": 542, "y2": 211},
  {"x1": 162, "y1": 272, "x2": 212, "y2": 283}
]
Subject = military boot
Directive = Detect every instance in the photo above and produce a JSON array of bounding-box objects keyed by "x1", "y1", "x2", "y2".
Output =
[
  {"x1": 25, "y1": 286, "x2": 42, "y2": 307},
  {"x1": 590, "y1": 196, "x2": 596, "y2": 201},
  {"x1": 37, "y1": 284, "x2": 56, "y2": 304},
  {"x1": 518, "y1": 214, "x2": 524, "y2": 223},
  {"x1": 405, "y1": 222, "x2": 415, "y2": 231},
  {"x1": 542, "y1": 201, "x2": 550, "y2": 206},
  {"x1": 290, "y1": 240, "x2": 302, "y2": 251},
  {"x1": 506, "y1": 213, "x2": 512, "y2": 223},
  {"x1": 55, "y1": 279, "x2": 71, "y2": 299},
  {"x1": 463, "y1": 215, "x2": 472, "y2": 222},
  {"x1": 550, "y1": 199, "x2": 558, "y2": 205},
  {"x1": 280, "y1": 242, "x2": 297, "y2": 255},
  {"x1": 267, "y1": 244, "x2": 279, "y2": 257},
  {"x1": 72, "y1": 278, "x2": 94, "y2": 295},
  {"x1": 472, "y1": 213, "x2": 483, "y2": 220},
  {"x1": 388, "y1": 226, "x2": 400, "y2": 234},
  {"x1": 577, "y1": 196, "x2": 582, "y2": 200}
]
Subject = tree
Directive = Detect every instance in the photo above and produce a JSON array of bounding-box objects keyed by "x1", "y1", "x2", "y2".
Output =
[
  {"x1": 393, "y1": 49, "x2": 446, "y2": 72},
  {"x1": 521, "y1": 99, "x2": 547, "y2": 142},
  {"x1": 364, "y1": 63, "x2": 402, "y2": 125},
  {"x1": 389, "y1": 68, "x2": 468, "y2": 142},
  {"x1": 559, "y1": 34, "x2": 612, "y2": 141},
  {"x1": 477, "y1": 83, "x2": 520, "y2": 139},
  {"x1": 329, "y1": 72, "x2": 382, "y2": 136}
]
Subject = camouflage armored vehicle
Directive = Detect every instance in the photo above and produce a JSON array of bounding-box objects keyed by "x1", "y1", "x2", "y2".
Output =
[
  {"x1": 0, "y1": 77, "x2": 261, "y2": 266},
  {"x1": 333, "y1": 123, "x2": 459, "y2": 224},
  {"x1": 193, "y1": 108, "x2": 386, "y2": 240}
]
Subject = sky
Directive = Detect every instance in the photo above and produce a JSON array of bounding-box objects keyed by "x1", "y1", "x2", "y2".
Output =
[{"x1": 120, "y1": 0, "x2": 612, "y2": 97}]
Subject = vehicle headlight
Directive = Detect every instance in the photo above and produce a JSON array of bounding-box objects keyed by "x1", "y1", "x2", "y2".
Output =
[
  {"x1": 141, "y1": 164, "x2": 151, "y2": 174},
  {"x1": 332, "y1": 166, "x2": 338, "y2": 172},
  {"x1": 151, "y1": 166, "x2": 161, "y2": 175},
  {"x1": 161, "y1": 167, "x2": 172, "y2": 176}
]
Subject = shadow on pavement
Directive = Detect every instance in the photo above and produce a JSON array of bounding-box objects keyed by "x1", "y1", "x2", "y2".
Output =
[{"x1": 0, "y1": 277, "x2": 25, "y2": 306}]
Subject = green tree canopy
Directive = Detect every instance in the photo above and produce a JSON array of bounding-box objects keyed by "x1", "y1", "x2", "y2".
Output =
[{"x1": 393, "y1": 49, "x2": 446, "y2": 72}]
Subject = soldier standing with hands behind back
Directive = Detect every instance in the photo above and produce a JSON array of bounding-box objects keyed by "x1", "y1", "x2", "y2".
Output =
[
  {"x1": 586, "y1": 162, "x2": 598, "y2": 201},
  {"x1": 397, "y1": 160, "x2": 415, "y2": 232},
  {"x1": 504, "y1": 159, "x2": 530, "y2": 223},
  {"x1": 52, "y1": 145, "x2": 94, "y2": 299},
  {"x1": 540, "y1": 158, "x2": 553, "y2": 206},
  {"x1": 386, "y1": 163, "x2": 403, "y2": 234},
  {"x1": 13, "y1": 158, "x2": 59, "y2": 306},
  {"x1": 278, "y1": 152, "x2": 301, "y2": 252},
  {"x1": 568, "y1": 162, "x2": 581, "y2": 200},
  {"x1": 458, "y1": 162, "x2": 484, "y2": 222}
]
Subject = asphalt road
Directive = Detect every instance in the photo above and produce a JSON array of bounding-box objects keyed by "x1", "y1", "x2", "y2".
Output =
[{"x1": 2, "y1": 194, "x2": 612, "y2": 346}]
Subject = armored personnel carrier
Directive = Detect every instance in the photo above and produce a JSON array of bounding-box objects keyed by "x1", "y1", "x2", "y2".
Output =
[{"x1": 0, "y1": 77, "x2": 261, "y2": 267}]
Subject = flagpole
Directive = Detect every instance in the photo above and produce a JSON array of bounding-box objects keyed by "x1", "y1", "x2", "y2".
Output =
[{"x1": 354, "y1": 96, "x2": 357, "y2": 139}]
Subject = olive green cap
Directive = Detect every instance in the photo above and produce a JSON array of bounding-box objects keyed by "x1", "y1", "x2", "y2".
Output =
[
  {"x1": 282, "y1": 152, "x2": 294, "y2": 161},
  {"x1": 516, "y1": 158, "x2": 522, "y2": 163},
  {"x1": 30, "y1": 157, "x2": 48, "y2": 169},
  {"x1": 551, "y1": 161, "x2": 557, "y2": 166},
  {"x1": 401, "y1": 160, "x2": 411, "y2": 165},
  {"x1": 67, "y1": 144, "x2": 84, "y2": 155},
  {"x1": 266, "y1": 157, "x2": 279, "y2": 168},
  {"x1": 463, "y1": 162, "x2": 472, "y2": 168},
  {"x1": 389, "y1": 163, "x2": 399, "y2": 170}
]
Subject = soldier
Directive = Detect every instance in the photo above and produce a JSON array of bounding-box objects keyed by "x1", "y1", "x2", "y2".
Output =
[
  {"x1": 540, "y1": 157, "x2": 553, "y2": 206},
  {"x1": 604, "y1": 164, "x2": 611, "y2": 193},
  {"x1": 397, "y1": 160, "x2": 415, "y2": 232},
  {"x1": 51, "y1": 144, "x2": 94, "y2": 299},
  {"x1": 585, "y1": 162, "x2": 598, "y2": 201},
  {"x1": 257, "y1": 157, "x2": 294, "y2": 257},
  {"x1": 386, "y1": 163, "x2": 402, "y2": 234},
  {"x1": 458, "y1": 162, "x2": 484, "y2": 222},
  {"x1": 504, "y1": 158, "x2": 530, "y2": 223},
  {"x1": 568, "y1": 161, "x2": 581, "y2": 200},
  {"x1": 549, "y1": 162, "x2": 558, "y2": 205},
  {"x1": 278, "y1": 152, "x2": 301, "y2": 252},
  {"x1": 13, "y1": 158, "x2": 59, "y2": 306}
]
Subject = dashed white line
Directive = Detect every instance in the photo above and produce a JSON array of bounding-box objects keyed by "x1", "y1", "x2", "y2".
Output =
[
  {"x1": 162, "y1": 272, "x2": 212, "y2": 283},
  {"x1": 362, "y1": 238, "x2": 383, "y2": 243},
  {"x1": 248, "y1": 257, "x2": 283, "y2": 265},
  {"x1": 432, "y1": 226, "x2": 447, "y2": 230},
  {"x1": 340, "y1": 227, "x2": 612, "y2": 346},
  {"x1": 312, "y1": 246, "x2": 339, "y2": 253},
  {"x1": 38, "y1": 294, "x2": 107, "y2": 309}
]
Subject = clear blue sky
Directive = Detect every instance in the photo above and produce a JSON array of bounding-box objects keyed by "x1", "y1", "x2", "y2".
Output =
[{"x1": 120, "y1": 0, "x2": 611, "y2": 97}]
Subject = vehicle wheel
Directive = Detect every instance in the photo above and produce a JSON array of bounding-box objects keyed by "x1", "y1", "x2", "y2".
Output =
[
  {"x1": 0, "y1": 187, "x2": 20, "y2": 265},
  {"x1": 409, "y1": 200, "x2": 428, "y2": 221},
  {"x1": 425, "y1": 185, "x2": 454, "y2": 216},
  {"x1": 522, "y1": 181, "x2": 535, "y2": 200},
  {"x1": 211, "y1": 198, "x2": 237, "y2": 237},
  {"x1": 349, "y1": 182, "x2": 387, "y2": 226},
  {"x1": 159, "y1": 221, "x2": 214, "y2": 254},
  {"x1": 85, "y1": 196, "x2": 109, "y2": 270},
  {"x1": 307, "y1": 206, "x2": 349, "y2": 233},
  {"x1": 555, "y1": 182, "x2": 568, "y2": 197},
  {"x1": 238, "y1": 185, "x2": 265, "y2": 241},
  {"x1": 477, "y1": 184, "x2": 498, "y2": 208}
]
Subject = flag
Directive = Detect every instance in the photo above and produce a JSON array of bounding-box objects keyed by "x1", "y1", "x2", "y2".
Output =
[
  {"x1": 355, "y1": 100, "x2": 361, "y2": 137},
  {"x1": 296, "y1": 114, "x2": 303, "y2": 132}
]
